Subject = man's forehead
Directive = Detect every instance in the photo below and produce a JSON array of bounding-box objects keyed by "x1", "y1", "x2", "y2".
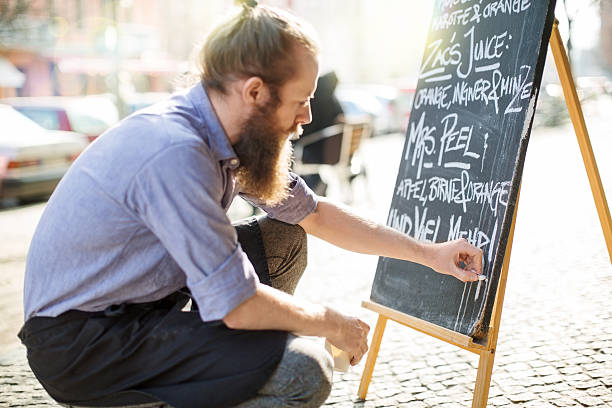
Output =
[{"x1": 285, "y1": 53, "x2": 319, "y2": 97}]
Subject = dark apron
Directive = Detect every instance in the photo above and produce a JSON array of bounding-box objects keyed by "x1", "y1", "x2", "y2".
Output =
[
  {"x1": 19, "y1": 291, "x2": 287, "y2": 408},
  {"x1": 19, "y1": 218, "x2": 287, "y2": 408}
]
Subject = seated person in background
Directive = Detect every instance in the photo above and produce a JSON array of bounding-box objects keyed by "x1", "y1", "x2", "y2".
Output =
[
  {"x1": 294, "y1": 70, "x2": 344, "y2": 194},
  {"x1": 301, "y1": 70, "x2": 344, "y2": 137}
]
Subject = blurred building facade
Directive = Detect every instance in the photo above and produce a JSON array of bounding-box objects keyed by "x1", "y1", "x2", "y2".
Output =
[
  {"x1": 0, "y1": 0, "x2": 216, "y2": 99},
  {"x1": 1, "y1": 0, "x2": 610, "y2": 101},
  {"x1": 0, "y1": 0, "x2": 435, "y2": 99}
]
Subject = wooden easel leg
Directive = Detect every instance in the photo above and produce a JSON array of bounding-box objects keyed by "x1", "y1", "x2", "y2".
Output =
[
  {"x1": 357, "y1": 315, "x2": 387, "y2": 400},
  {"x1": 472, "y1": 349, "x2": 496, "y2": 408},
  {"x1": 549, "y1": 19, "x2": 612, "y2": 263},
  {"x1": 472, "y1": 187, "x2": 520, "y2": 407}
]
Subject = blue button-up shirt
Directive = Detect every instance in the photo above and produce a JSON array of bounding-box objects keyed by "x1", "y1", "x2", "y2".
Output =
[{"x1": 23, "y1": 83, "x2": 318, "y2": 322}]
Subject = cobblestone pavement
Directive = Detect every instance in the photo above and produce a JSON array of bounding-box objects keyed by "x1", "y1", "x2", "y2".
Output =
[{"x1": 1, "y1": 100, "x2": 611, "y2": 406}]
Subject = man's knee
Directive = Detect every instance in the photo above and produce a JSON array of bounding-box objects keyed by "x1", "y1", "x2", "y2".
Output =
[
  {"x1": 257, "y1": 217, "x2": 308, "y2": 294},
  {"x1": 271, "y1": 337, "x2": 333, "y2": 407},
  {"x1": 294, "y1": 346, "x2": 333, "y2": 406},
  {"x1": 285, "y1": 222, "x2": 307, "y2": 270},
  {"x1": 258, "y1": 216, "x2": 307, "y2": 254}
]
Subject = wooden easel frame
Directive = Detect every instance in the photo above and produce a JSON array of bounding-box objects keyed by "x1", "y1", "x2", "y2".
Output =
[{"x1": 357, "y1": 19, "x2": 612, "y2": 408}]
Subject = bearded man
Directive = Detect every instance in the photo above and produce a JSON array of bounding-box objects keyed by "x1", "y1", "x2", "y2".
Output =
[{"x1": 19, "y1": 3, "x2": 483, "y2": 408}]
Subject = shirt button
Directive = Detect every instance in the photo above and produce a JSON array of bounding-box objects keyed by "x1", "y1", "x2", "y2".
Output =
[{"x1": 229, "y1": 158, "x2": 239, "y2": 167}]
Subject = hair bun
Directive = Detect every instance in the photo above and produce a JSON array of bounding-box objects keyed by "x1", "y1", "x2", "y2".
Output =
[{"x1": 241, "y1": 0, "x2": 258, "y2": 8}]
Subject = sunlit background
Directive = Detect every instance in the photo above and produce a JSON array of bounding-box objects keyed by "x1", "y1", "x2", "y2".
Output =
[
  {"x1": 0, "y1": 1, "x2": 435, "y2": 99},
  {"x1": 1, "y1": 1, "x2": 608, "y2": 102},
  {"x1": 0, "y1": 0, "x2": 610, "y2": 207},
  {"x1": 1, "y1": 5, "x2": 612, "y2": 405}
]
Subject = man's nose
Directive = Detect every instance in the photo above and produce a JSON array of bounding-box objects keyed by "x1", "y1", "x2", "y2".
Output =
[{"x1": 297, "y1": 104, "x2": 312, "y2": 125}]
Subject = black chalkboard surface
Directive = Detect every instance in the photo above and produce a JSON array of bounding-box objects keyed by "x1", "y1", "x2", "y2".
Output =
[{"x1": 370, "y1": 0, "x2": 557, "y2": 339}]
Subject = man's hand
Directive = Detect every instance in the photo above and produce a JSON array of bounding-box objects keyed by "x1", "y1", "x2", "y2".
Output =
[
  {"x1": 324, "y1": 307, "x2": 370, "y2": 366},
  {"x1": 427, "y1": 238, "x2": 483, "y2": 282}
]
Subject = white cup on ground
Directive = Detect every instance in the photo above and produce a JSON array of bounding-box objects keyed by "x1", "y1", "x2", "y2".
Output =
[{"x1": 325, "y1": 340, "x2": 351, "y2": 372}]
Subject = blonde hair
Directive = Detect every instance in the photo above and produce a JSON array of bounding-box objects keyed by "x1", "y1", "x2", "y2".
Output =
[{"x1": 199, "y1": 4, "x2": 319, "y2": 94}]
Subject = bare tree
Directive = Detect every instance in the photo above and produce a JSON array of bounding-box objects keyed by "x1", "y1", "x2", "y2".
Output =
[
  {"x1": 562, "y1": 0, "x2": 601, "y2": 69},
  {"x1": 0, "y1": 0, "x2": 30, "y2": 43}
]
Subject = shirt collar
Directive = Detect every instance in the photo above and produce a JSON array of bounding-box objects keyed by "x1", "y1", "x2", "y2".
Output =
[{"x1": 187, "y1": 82, "x2": 240, "y2": 168}]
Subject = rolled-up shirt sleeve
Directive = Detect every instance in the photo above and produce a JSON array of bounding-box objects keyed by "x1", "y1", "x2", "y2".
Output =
[
  {"x1": 126, "y1": 142, "x2": 257, "y2": 322},
  {"x1": 241, "y1": 172, "x2": 318, "y2": 224}
]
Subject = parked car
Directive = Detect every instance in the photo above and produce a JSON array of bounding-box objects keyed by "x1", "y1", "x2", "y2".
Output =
[
  {"x1": 357, "y1": 84, "x2": 404, "y2": 134},
  {"x1": 0, "y1": 95, "x2": 119, "y2": 143},
  {"x1": 393, "y1": 82, "x2": 417, "y2": 133},
  {"x1": 335, "y1": 86, "x2": 383, "y2": 135},
  {"x1": 336, "y1": 83, "x2": 417, "y2": 135},
  {"x1": 0, "y1": 105, "x2": 88, "y2": 203},
  {"x1": 350, "y1": 83, "x2": 418, "y2": 134}
]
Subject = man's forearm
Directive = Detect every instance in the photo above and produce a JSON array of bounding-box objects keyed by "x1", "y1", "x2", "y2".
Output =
[
  {"x1": 223, "y1": 284, "x2": 330, "y2": 335},
  {"x1": 299, "y1": 198, "x2": 482, "y2": 281},
  {"x1": 223, "y1": 283, "x2": 370, "y2": 362},
  {"x1": 299, "y1": 198, "x2": 433, "y2": 267}
]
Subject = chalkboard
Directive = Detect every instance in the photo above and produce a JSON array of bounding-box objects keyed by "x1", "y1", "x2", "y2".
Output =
[{"x1": 370, "y1": 0, "x2": 557, "y2": 339}]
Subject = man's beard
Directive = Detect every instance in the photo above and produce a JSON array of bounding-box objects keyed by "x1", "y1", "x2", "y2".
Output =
[{"x1": 233, "y1": 100, "x2": 300, "y2": 207}]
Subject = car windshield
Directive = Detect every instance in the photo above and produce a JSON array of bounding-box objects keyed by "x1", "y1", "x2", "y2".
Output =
[
  {"x1": 67, "y1": 111, "x2": 110, "y2": 135},
  {"x1": 65, "y1": 97, "x2": 118, "y2": 135},
  {"x1": 17, "y1": 108, "x2": 61, "y2": 130},
  {"x1": 1, "y1": 106, "x2": 45, "y2": 136}
]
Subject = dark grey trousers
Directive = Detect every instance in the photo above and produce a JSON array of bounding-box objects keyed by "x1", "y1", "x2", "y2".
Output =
[
  {"x1": 234, "y1": 216, "x2": 333, "y2": 408},
  {"x1": 24, "y1": 216, "x2": 332, "y2": 408}
]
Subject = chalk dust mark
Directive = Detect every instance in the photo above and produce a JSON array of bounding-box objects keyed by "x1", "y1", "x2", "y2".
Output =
[
  {"x1": 454, "y1": 282, "x2": 468, "y2": 331},
  {"x1": 474, "y1": 279, "x2": 482, "y2": 300},
  {"x1": 459, "y1": 283, "x2": 473, "y2": 331}
]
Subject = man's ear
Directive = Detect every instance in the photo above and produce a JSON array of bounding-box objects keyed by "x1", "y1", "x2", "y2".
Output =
[{"x1": 241, "y1": 76, "x2": 270, "y2": 107}]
